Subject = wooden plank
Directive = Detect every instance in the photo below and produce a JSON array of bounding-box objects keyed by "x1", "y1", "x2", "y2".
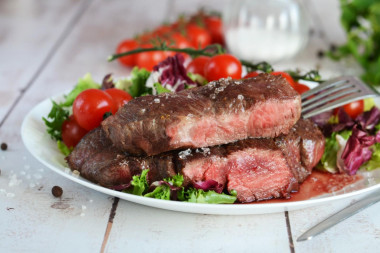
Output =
[
  {"x1": 0, "y1": 0, "x2": 89, "y2": 122},
  {"x1": 290, "y1": 192, "x2": 380, "y2": 252},
  {"x1": 105, "y1": 201, "x2": 291, "y2": 252},
  {"x1": 0, "y1": 0, "x2": 168, "y2": 252},
  {"x1": 0, "y1": 151, "x2": 115, "y2": 252}
]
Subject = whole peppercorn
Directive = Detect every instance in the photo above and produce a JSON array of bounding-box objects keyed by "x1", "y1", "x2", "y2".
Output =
[
  {"x1": 317, "y1": 50, "x2": 324, "y2": 59},
  {"x1": 1, "y1": 143, "x2": 7, "y2": 151},
  {"x1": 52, "y1": 186, "x2": 63, "y2": 197}
]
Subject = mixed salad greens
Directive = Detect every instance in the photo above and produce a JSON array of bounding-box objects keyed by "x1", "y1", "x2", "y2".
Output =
[
  {"x1": 124, "y1": 169, "x2": 236, "y2": 203},
  {"x1": 314, "y1": 105, "x2": 380, "y2": 175},
  {"x1": 42, "y1": 52, "x2": 380, "y2": 204}
]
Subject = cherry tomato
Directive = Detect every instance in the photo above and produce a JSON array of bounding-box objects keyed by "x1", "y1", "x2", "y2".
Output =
[
  {"x1": 186, "y1": 24, "x2": 212, "y2": 49},
  {"x1": 171, "y1": 33, "x2": 192, "y2": 48},
  {"x1": 104, "y1": 88, "x2": 133, "y2": 114},
  {"x1": 135, "y1": 44, "x2": 169, "y2": 71},
  {"x1": 168, "y1": 33, "x2": 193, "y2": 59},
  {"x1": 293, "y1": 82, "x2": 310, "y2": 95},
  {"x1": 271, "y1": 71, "x2": 296, "y2": 88},
  {"x1": 136, "y1": 33, "x2": 153, "y2": 44},
  {"x1": 204, "y1": 54, "x2": 242, "y2": 81},
  {"x1": 61, "y1": 115, "x2": 88, "y2": 148},
  {"x1": 152, "y1": 25, "x2": 172, "y2": 37},
  {"x1": 335, "y1": 100, "x2": 364, "y2": 119},
  {"x1": 186, "y1": 56, "x2": 210, "y2": 76},
  {"x1": 243, "y1": 72, "x2": 260, "y2": 79},
  {"x1": 73, "y1": 89, "x2": 114, "y2": 131},
  {"x1": 116, "y1": 39, "x2": 138, "y2": 67},
  {"x1": 204, "y1": 16, "x2": 224, "y2": 45}
]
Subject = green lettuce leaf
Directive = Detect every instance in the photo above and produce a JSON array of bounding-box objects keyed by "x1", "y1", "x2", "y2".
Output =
[
  {"x1": 364, "y1": 98, "x2": 375, "y2": 111},
  {"x1": 362, "y1": 143, "x2": 380, "y2": 171},
  {"x1": 124, "y1": 169, "x2": 149, "y2": 196},
  {"x1": 57, "y1": 140, "x2": 73, "y2": 156},
  {"x1": 185, "y1": 188, "x2": 236, "y2": 204},
  {"x1": 42, "y1": 101, "x2": 69, "y2": 141},
  {"x1": 128, "y1": 67, "x2": 151, "y2": 97},
  {"x1": 164, "y1": 174, "x2": 184, "y2": 187},
  {"x1": 375, "y1": 122, "x2": 380, "y2": 132},
  {"x1": 144, "y1": 174, "x2": 184, "y2": 200},
  {"x1": 317, "y1": 130, "x2": 352, "y2": 173},
  {"x1": 154, "y1": 82, "x2": 171, "y2": 94},
  {"x1": 187, "y1": 72, "x2": 208, "y2": 85},
  {"x1": 317, "y1": 133, "x2": 339, "y2": 173},
  {"x1": 144, "y1": 184, "x2": 171, "y2": 199},
  {"x1": 61, "y1": 73, "x2": 101, "y2": 107}
]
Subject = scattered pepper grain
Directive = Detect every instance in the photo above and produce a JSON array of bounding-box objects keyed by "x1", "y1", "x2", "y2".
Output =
[
  {"x1": 317, "y1": 50, "x2": 324, "y2": 59},
  {"x1": 52, "y1": 186, "x2": 63, "y2": 197},
  {"x1": 1, "y1": 143, "x2": 7, "y2": 151}
]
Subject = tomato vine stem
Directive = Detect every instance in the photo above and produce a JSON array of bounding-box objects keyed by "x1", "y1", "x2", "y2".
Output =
[{"x1": 108, "y1": 43, "x2": 324, "y2": 83}]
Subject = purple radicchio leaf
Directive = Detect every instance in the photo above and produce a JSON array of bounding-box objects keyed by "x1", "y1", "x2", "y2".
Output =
[
  {"x1": 153, "y1": 53, "x2": 196, "y2": 92},
  {"x1": 193, "y1": 180, "x2": 224, "y2": 194},
  {"x1": 376, "y1": 130, "x2": 380, "y2": 143},
  {"x1": 341, "y1": 125, "x2": 375, "y2": 175},
  {"x1": 316, "y1": 108, "x2": 355, "y2": 136},
  {"x1": 356, "y1": 106, "x2": 380, "y2": 132},
  {"x1": 101, "y1": 73, "x2": 115, "y2": 90},
  {"x1": 310, "y1": 110, "x2": 333, "y2": 129}
]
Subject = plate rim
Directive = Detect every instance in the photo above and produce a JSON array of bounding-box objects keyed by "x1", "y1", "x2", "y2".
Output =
[{"x1": 20, "y1": 94, "x2": 380, "y2": 215}]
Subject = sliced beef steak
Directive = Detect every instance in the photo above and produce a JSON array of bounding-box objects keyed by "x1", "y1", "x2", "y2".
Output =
[
  {"x1": 67, "y1": 119, "x2": 324, "y2": 203},
  {"x1": 276, "y1": 119, "x2": 325, "y2": 184},
  {"x1": 66, "y1": 128, "x2": 176, "y2": 188},
  {"x1": 102, "y1": 74, "x2": 301, "y2": 155},
  {"x1": 175, "y1": 147, "x2": 228, "y2": 187},
  {"x1": 225, "y1": 139, "x2": 298, "y2": 202}
]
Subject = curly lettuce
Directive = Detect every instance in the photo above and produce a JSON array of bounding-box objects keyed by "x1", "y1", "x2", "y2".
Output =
[{"x1": 42, "y1": 101, "x2": 69, "y2": 141}]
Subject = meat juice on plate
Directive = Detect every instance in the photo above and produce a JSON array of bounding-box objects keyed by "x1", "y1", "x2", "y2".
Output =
[{"x1": 253, "y1": 171, "x2": 363, "y2": 204}]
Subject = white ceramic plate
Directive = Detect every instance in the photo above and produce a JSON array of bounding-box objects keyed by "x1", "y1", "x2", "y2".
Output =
[{"x1": 21, "y1": 94, "x2": 380, "y2": 215}]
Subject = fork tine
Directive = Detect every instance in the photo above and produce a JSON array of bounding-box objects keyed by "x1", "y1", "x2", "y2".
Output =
[
  {"x1": 301, "y1": 83, "x2": 356, "y2": 107},
  {"x1": 301, "y1": 77, "x2": 347, "y2": 99},
  {"x1": 302, "y1": 88, "x2": 360, "y2": 112},
  {"x1": 301, "y1": 76, "x2": 379, "y2": 119},
  {"x1": 302, "y1": 93, "x2": 377, "y2": 118}
]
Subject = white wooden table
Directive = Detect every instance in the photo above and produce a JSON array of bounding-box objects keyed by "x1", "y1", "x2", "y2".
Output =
[{"x1": 1, "y1": 0, "x2": 379, "y2": 252}]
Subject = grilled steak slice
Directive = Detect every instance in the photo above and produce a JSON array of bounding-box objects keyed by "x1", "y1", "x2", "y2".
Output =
[
  {"x1": 102, "y1": 74, "x2": 301, "y2": 155},
  {"x1": 225, "y1": 139, "x2": 298, "y2": 202},
  {"x1": 66, "y1": 128, "x2": 177, "y2": 187},
  {"x1": 67, "y1": 119, "x2": 324, "y2": 202},
  {"x1": 276, "y1": 119, "x2": 325, "y2": 184},
  {"x1": 174, "y1": 147, "x2": 228, "y2": 187}
]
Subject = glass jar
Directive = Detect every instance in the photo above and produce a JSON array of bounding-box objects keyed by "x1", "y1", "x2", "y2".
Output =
[{"x1": 223, "y1": 0, "x2": 309, "y2": 62}]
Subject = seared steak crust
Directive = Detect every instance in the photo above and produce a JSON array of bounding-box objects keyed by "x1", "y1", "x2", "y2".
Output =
[
  {"x1": 67, "y1": 119, "x2": 324, "y2": 202},
  {"x1": 276, "y1": 119, "x2": 325, "y2": 184},
  {"x1": 102, "y1": 74, "x2": 301, "y2": 155}
]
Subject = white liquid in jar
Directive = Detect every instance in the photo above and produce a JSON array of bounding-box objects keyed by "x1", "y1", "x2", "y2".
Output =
[{"x1": 225, "y1": 27, "x2": 305, "y2": 62}]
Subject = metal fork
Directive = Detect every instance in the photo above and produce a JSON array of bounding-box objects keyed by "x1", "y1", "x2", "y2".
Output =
[{"x1": 301, "y1": 76, "x2": 379, "y2": 119}]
